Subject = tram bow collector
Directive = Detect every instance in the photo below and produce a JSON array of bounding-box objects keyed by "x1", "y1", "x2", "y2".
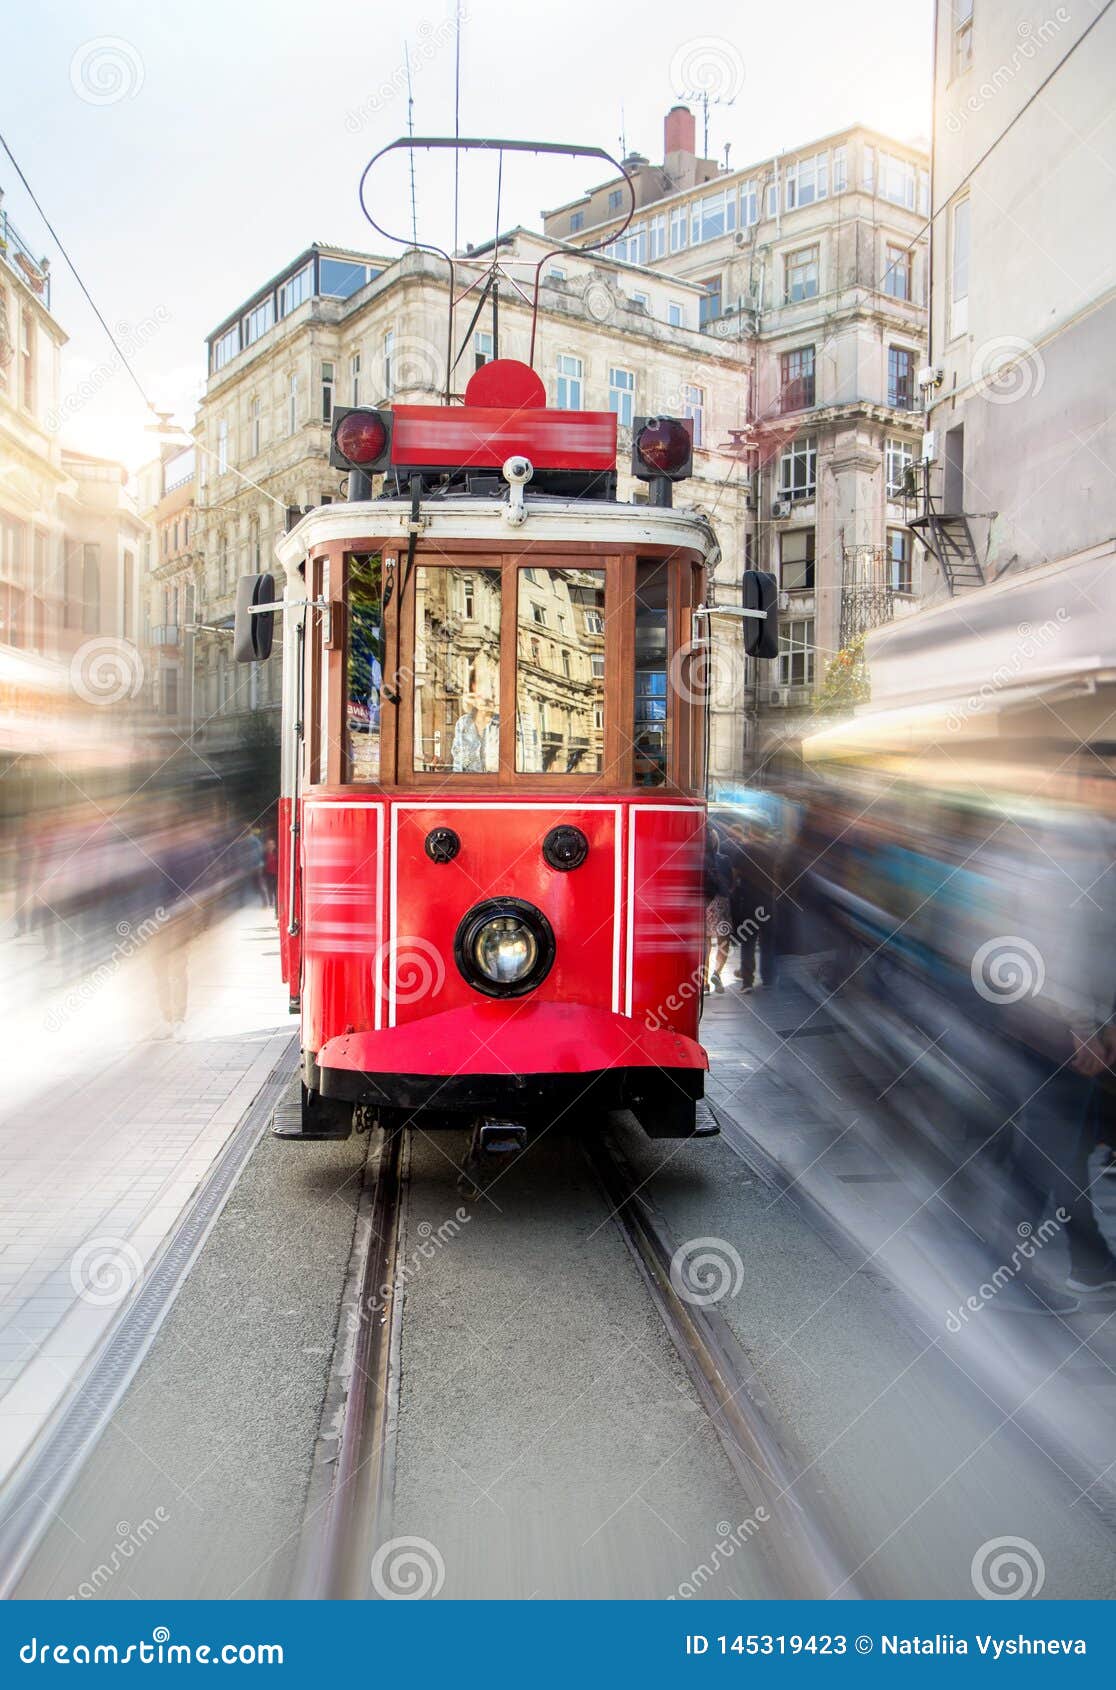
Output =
[{"x1": 234, "y1": 352, "x2": 778, "y2": 1144}]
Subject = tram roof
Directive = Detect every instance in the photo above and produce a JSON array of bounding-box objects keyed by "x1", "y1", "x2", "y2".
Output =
[{"x1": 274, "y1": 496, "x2": 720, "y2": 574}]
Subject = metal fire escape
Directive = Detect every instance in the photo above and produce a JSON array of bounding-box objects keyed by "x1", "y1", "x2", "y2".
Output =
[{"x1": 905, "y1": 461, "x2": 985, "y2": 596}]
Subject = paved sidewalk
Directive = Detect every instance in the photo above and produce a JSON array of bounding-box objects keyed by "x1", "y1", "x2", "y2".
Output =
[
  {"x1": 701, "y1": 959, "x2": 1116, "y2": 1511},
  {"x1": 0, "y1": 902, "x2": 290, "y2": 1482}
]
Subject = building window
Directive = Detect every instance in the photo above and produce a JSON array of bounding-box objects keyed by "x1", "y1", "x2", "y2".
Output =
[
  {"x1": 683, "y1": 384, "x2": 704, "y2": 447},
  {"x1": 780, "y1": 345, "x2": 815, "y2": 412},
  {"x1": 888, "y1": 346, "x2": 914, "y2": 410},
  {"x1": 217, "y1": 418, "x2": 228, "y2": 474},
  {"x1": 462, "y1": 576, "x2": 475, "y2": 619},
  {"x1": 832, "y1": 146, "x2": 848, "y2": 193},
  {"x1": 250, "y1": 396, "x2": 261, "y2": 457},
  {"x1": 351, "y1": 351, "x2": 361, "y2": 405},
  {"x1": 556, "y1": 353, "x2": 582, "y2": 410},
  {"x1": 950, "y1": 198, "x2": 970, "y2": 337},
  {"x1": 883, "y1": 243, "x2": 912, "y2": 301},
  {"x1": 778, "y1": 618, "x2": 815, "y2": 687},
  {"x1": 289, "y1": 373, "x2": 298, "y2": 434},
  {"x1": 212, "y1": 325, "x2": 240, "y2": 372},
  {"x1": 243, "y1": 297, "x2": 275, "y2": 346},
  {"x1": 888, "y1": 528, "x2": 913, "y2": 594},
  {"x1": 691, "y1": 188, "x2": 737, "y2": 245},
  {"x1": 609, "y1": 223, "x2": 647, "y2": 265},
  {"x1": 699, "y1": 276, "x2": 722, "y2": 326},
  {"x1": 532, "y1": 600, "x2": 548, "y2": 627},
  {"x1": 667, "y1": 300, "x2": 684, "y2": 328},
  {"x1": 878, "y1": 152, "x2": 917, "y2": 210},
  {"x1": 279, "y1": 264, "x2": 312, "y2": 317},
  {"x1": 780, "y1": 529, "x2": 816, "y2": 592},
  {"x1": 570, "y1": 210, "x2": 584, "y2": 233},
  {"x1": 608, "y1": 188, "x2": 624, "y2": 213},
  {"x1": 861, "y1": 144, "x2": 875, "y2": 193},
  {"x1": 591, "y1": 652, "x2": 606, "y2": 679},
  {"x1": 0, "y1": 288, "x2": 9, "y2": 396},
  {"x1": 474, "y1": 330, "x2": 493, "y2": 370},
  {"x1": 885, "y1": 437, "x2": 914, "y2": 497},
  {"x1": 609, "y1": 366, "x2": 634, "y2": 428},
  {"x1": 19, "y1": 310, "x2": 33, "y2": 411},
  {"x1": 779, "y1": 435, "x2": 817, "y2": 499},
  {"x1": 649, "y1": 214, "x2": 666, "y2": 259},
  {"x1": 383, "y1": 330, "x2": 394, "y2": 394},
  {"x1": 766, "y1": 181, "x2": 778, "y2": 218},
  {"x1": 785, "y1": 245, "x2": 819, "y2": 303},
  {"x1": 670, "y1": 205, "x2": 687, "y2": 252},
  {"x1": 632, "y1": 290, "x2": 650, "y2": 309},
  {"x1": 740, "y1": 179, "x2": 759, "y2": 227},
  {"x1": 320, "y1": 258, "x2": 372, "y2": 299},
  {"x1": 321, "y1": 362, "x2": 334, "y2": 423},
  {"x1": 953, "y1": 0, "x2": 974, "y2": 74},
  {"x1": 785, "y1": 153, "x2": 828, "y2": 210}
]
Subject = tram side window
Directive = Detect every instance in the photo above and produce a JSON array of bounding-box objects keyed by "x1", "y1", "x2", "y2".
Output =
[
  {"x1": 634, "y1": 560, "x2": 669, "y2": 787},
  {"x1": 346, "y1": 552, "x2": 384, "y2": 781},
  {"x1": 516, "y1": 568, "x2": 605, "y2": 774},
  {"x1": 414, "y1": 566, "x2": 502, "y2": 773}
]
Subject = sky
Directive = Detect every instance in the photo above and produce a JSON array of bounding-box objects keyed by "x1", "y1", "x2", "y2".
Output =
[{"x1": 1, "y1": 0, "x2": 933, "y2": 474}]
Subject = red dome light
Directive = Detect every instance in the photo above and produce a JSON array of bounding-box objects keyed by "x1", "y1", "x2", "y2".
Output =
[
  {"x1": 334, "y1": 410, "x2": 387, "y2": 465},
  {"x1": 635, "y1": 417, "x2": 692, "y2": 477}
]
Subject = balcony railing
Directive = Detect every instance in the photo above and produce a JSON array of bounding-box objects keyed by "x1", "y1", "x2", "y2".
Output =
[{"x1": 0, "y1": 212, "x2": 51, "y2": 309}]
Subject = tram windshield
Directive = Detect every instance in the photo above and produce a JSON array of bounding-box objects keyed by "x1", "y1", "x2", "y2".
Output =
[
  {"x1": 414, "y1": 565, "x2": 502, "y2": 774},
  {"x1": 516, "y1": 567, "x2": 605, "y2": 774}
]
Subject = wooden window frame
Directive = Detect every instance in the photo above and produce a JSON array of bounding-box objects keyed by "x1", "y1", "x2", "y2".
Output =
[{"x1": 304, "y1": 538, "x2": 708, "y2": 796}]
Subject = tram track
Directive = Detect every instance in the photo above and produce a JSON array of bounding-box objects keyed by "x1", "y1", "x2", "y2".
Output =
[{"x1": 301, "y1": 1116, "x2": 865, "y2": 1600}]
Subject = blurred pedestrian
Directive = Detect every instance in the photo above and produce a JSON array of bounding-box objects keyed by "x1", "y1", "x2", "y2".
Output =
[
  {"x1": 263, "y1": 835, "x2": 278, "y2": 913},
  {"x1": 704, "y1": 825, "x2": 732, "y2": 993}
]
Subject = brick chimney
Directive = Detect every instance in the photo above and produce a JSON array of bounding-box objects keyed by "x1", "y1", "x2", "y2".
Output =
[{"x1": 664, "y1": 104, "x2": 696, "y2": 160}]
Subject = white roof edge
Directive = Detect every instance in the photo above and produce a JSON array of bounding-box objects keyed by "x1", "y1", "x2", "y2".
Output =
[{"x1": 273, "y1": 498, "x2": 720, "y2": 573}]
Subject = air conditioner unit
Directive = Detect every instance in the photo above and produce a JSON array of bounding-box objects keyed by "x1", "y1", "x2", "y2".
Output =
[
  {"x1": 767, "y1": 687, "x2": 785, "y2": 707},
  {"x1": 778, "y1": 591, "x2": 791, "y2": 612},
  {"x1": 772, "y1": 499, "x2": 792, "y2": 519},
  {"x1": 917, "y1": 365, "x2": 943, "y2": 389}
]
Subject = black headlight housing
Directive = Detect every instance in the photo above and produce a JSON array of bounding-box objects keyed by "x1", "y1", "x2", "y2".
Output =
[{"x1": 454, "y1": 898, "x2": 555, "y2": 998}]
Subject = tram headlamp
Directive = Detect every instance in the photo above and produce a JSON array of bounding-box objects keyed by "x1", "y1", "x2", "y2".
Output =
[
  {"x1": 631, "y1": 416, "x2": 693, "y2": 481},
  {"x1": 330, "y1": 406, "x2": 392, "y2": 472},
  {"x1": 454, "y1": 898, "x2": 555, "y2": 998}
]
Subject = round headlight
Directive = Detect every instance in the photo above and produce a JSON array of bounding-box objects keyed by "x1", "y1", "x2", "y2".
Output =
[
  {"x1": 454, "y1": 898, "x2": 555, "y2": 998},
  {"x1": 474, "y1": 915, "x2": 538, "y2": 984}
]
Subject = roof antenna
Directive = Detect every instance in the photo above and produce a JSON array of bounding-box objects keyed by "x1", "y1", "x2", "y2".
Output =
[
  {"x1": 404, "y1": 47, "x2": 419, "y2": 247},
  {"x1": 619, "y1": 106, "x2": 627, "y2": 160}
]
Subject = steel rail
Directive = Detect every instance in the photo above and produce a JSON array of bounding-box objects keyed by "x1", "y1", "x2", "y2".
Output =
[
  {"x1": 293, "y1": 1125, "x2": 407, "y2": 1599},
  {"x1": 584, "y1": 1127, "x2": 869, "y2": 1600}
]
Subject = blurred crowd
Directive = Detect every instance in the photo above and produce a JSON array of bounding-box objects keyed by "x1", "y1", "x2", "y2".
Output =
[
  {"x1": 1, "y1": 790, "x2": 279, "y2": 1036},
  {"x1": 706, "y1": 759, "x2": 1116, "y2": 1311}
]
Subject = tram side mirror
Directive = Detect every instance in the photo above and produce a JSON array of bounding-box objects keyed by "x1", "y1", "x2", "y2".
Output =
[
  {"x1": 233, "y1": 571, "x2": 276, "y2": 663},
  {"x1": 742, "y1": 569, "x2": 779, "y2": 660}
]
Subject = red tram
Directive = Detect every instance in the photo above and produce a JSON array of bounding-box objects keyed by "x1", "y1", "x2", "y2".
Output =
[{"x1": 234, "y1": 146, "x2": 777, "y2": 1146}]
